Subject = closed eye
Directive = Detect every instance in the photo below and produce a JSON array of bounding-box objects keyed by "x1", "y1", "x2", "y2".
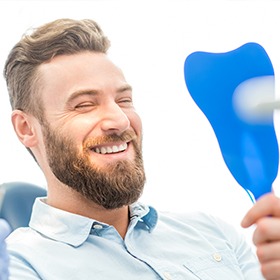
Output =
[
  {"x1": 74, "y1": 102, "x2": 97, "y2": 112},
  {"x1": 117, "y1": 97, "x2": 133, "y2": 107},
  {"x1": 119, "y1": 98, "x2": 132, "y2": 103}
]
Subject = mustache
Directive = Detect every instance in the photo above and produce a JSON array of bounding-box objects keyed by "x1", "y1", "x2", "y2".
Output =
[{"x1": 83, "y1": 130, "x2": 137, "y2": 149}]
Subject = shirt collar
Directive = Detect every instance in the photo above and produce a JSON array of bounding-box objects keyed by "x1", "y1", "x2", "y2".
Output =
[
  {"x1": 29, "y1": 198, "x2": 93, "y2": 247},
  {"x1": 129, "y1": 202, "x2": 158, "y2": 232},
  {"x1": 29, "y1": 198, "x2": 158, "y2": 247}
]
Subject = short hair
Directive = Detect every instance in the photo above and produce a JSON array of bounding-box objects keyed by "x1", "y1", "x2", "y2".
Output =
[{"x1": 3, "y1": 18, "x2": 110, "y2": 121}]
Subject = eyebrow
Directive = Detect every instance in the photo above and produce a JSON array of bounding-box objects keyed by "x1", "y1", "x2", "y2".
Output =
[{"x1": 66, "y1": 84, "x2": 133, "y2": 105}]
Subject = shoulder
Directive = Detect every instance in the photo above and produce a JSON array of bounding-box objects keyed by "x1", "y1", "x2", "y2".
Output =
[
  {"x1": 158, "y1": 210, "x2": 227, "y2": 227},
  {"x1": 157, "y1": 210, "x2": 243, "y2": 242},
  {"x1": 6, "y1": 227, "x2": 40, "y2": 251}
]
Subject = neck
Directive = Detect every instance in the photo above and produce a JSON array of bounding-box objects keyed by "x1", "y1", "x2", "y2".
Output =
[{"x1": 47, "y1": 184, "x2": 130, "y2": 239}]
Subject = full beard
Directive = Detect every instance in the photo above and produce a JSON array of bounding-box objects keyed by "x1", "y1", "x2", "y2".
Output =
[{"x1": 42, "y1": 124, "x2": 146, "y2": 209}]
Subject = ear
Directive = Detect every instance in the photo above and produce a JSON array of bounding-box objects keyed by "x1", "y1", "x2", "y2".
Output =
[{"x1": 11, "y1": 110, "x2": 38, "y2": 148}]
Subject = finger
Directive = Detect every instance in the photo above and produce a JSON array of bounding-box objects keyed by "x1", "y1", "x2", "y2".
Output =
[
  {"x1": 256, "y1": 242, "x2": 280, "y2": 263},
  {"x1": 260, "y1": 260, "x2": 280, "y2": 280},
  {"x1": 252, "y1": 217, "x2": 280, "y2": 245},
  {"x1": 241, "y1": 193, "x2": 280, "y2": 228}
]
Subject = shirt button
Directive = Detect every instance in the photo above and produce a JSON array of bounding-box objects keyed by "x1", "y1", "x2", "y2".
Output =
[
  {"x1": 213, "y1": 252, "x2": 222, "y2": 262},
  {"x1": 93, "y1": 224, "x2": 103, "y2": 230},
  {"x1": 163, "y1": 272, "x2": 172, "y2": 280}
]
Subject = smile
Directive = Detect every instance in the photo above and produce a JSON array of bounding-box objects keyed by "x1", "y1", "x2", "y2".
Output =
[{"x1": 92, "y1": 142, "x2": 128, "y2": 154}]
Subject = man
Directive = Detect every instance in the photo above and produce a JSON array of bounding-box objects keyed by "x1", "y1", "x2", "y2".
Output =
[{"x1": 3, "y1": 18, "x2": 280, "y2": 279}]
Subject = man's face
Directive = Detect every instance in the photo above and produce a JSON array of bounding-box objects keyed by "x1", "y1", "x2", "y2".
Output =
[{"x1": 37, "y1": 52, "x2": 145, "y2": 209}]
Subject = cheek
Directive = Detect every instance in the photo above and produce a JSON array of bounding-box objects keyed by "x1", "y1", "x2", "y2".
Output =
[
  {"x1": 62, "y1": 115, "x2": 99, "y2": 140},
  {"x1": 129, "y1": 111, "x2": 142, "y2": 136}
]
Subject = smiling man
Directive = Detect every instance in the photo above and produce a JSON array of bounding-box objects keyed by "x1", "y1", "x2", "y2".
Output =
[
  {"x1": 3, "y1": 18, "x2": 280, "y2": 280},
  {"x1": 34, "y1": 52, "x2": 145, "y2": 217}
]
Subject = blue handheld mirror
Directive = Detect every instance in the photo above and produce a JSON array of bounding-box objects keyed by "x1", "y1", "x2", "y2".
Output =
[{"x1": 184, "y1": 42, "x2": 279, "y2": 202}]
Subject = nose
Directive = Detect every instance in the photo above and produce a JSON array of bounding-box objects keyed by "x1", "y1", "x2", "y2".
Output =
[{"x1": 99, "y1": 103, "x2": 130, "y2": 135}]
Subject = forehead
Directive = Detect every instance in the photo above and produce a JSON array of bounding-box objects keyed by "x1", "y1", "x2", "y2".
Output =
[{"x1": 37, "y1": 52, "x2": 128, "y2": 104}]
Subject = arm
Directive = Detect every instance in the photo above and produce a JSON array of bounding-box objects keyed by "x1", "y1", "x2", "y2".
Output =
[{"x1": 241, "y1": 193, "x2": 280, "y2": 280}]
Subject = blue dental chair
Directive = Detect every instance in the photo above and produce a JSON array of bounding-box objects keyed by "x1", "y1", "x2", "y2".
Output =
[{"x1": 0, "y1": 181, "x2": 47, "y2": 231}]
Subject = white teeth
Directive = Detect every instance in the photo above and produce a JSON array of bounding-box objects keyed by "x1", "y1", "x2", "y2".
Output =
[
  {"x1": 112, "y1": 146, "x2": 118, "y2": 153},
  {"x1": 94, "y1": 143, "x2": 128, "y2": 154}
]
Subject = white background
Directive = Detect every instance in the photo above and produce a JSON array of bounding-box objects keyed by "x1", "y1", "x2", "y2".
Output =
[{"x1": 1, "y1": 0, "x2": 280, "y2": 240}]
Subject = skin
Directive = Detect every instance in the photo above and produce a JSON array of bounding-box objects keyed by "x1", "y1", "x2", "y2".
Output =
[
  {"x1": 11, "y1": 51, "x2": 142, "y2": 238},
  {"x1": 242, "y1": 193, "x2": 280, "y2": 280}
]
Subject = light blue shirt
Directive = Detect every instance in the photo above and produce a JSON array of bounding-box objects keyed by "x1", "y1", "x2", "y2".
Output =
[{"x1": 7, "y1": 198, "x2": 263, "y2": 279}]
